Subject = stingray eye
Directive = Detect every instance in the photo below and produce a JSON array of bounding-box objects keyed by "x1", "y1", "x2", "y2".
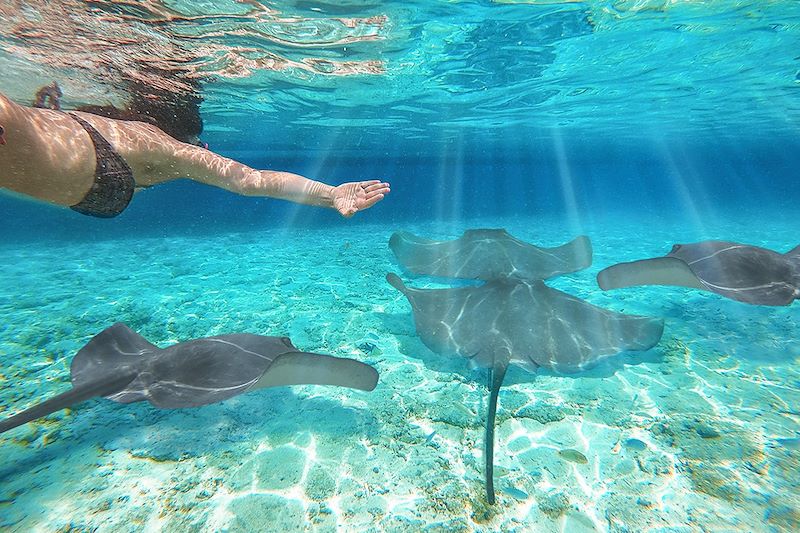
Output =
[
  {"x1": 0, "y1": 125, "x2": 4, "y2": 136},
  {"x1": 280, "y1": 337, "x2": 294, "y2": 348}
]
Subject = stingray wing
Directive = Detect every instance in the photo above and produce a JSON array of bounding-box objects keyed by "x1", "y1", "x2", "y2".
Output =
[
  {"x1": 70, "y1": 322, "x2": 157, "y2": 388},
  {"x1": 1, "y1": 323, "x2": 147, "y2": 434},
  {"x1": 389, "y1": 274, "x2": 663, "y2": 373},
  {"x1": 248, "y1": 352, "x2": 378, "y2": 392},
  {"x1": 390, "y1": 229, "x2": 592, "y2": 280},
  {"x1": 597, "y1": 256, "x2": 706, "y2": 291},
  {"x1": 387, "y1": 273, "x2": 504, "y2": 368},
  {"x1": 522, "y1": 282, "x2": 664, "y2": 372}
]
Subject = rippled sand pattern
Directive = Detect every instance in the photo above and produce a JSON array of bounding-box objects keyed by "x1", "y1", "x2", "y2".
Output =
[{"x1": 0, "y1": 213, "x2": 798, "y2": 531}]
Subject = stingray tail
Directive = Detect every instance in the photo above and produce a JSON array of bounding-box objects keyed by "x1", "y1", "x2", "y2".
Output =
[
  {"x1": 484, "y1": 362, "x2": 508, "y2": 505},
  {"x1": 0, "y1": 372, "x2": 136, "y2": 435}
]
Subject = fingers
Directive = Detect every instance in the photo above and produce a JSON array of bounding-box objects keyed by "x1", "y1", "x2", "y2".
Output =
[
  {"x1": 360, "y1": 181, "x2": 389, "y2": 211},
  {"x1": 361, "y1": 193, "x2": 385, "y2": 209},
  {"x1": 363, "y1": 181, "x2": 391, "y2": 195},
  {"x1": 362, "y1": 188, "x2": 387, "y2": 202}
]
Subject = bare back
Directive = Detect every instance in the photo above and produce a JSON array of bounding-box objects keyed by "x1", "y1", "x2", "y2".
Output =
[
  {"x1": 1, "y1": 94, "x2": 96, "y2": 205},
  {"x1": 0, "y1": 93, "x2": 217, "y2": 206}
]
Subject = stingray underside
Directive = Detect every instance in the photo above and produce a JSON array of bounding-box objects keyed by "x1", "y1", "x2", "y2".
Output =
[{"x1": 387, "y1": 273, "x2": 663, "y2": 503}]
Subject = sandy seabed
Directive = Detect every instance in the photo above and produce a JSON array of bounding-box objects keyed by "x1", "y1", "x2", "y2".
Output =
[{"x1": 1, "y1": 213, "x2": 798, "y2": 532}]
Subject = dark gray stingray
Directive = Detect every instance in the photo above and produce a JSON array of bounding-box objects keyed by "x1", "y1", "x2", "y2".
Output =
[
  {"x1": 387, "y1": 273, "x2": 663, "y2": 504},
  {"x1": 389, "y1": 229, "x2": 592, "y2": 280},
  {"x1": 0, "y1": 323, "x2": 378, "y2": 435},
  {"x1": 597, "y1": 241, "x2": 800, "y2": 306}
]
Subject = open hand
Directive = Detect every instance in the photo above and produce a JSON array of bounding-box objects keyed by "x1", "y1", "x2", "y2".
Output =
[{"x1": 333, "y1": 180, "x2": 391, "y2": 218}]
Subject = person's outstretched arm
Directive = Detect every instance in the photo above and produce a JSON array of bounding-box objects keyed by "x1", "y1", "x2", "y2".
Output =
[{"x1": 144, "y1": 131, "x2": 390, "y2": 217}]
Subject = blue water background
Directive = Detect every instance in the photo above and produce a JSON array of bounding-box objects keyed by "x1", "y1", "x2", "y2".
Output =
[
  {"x1": 3, "y1": 138, "x2": 799, "y2": 242},
  {"x1": 1, "y1": 1, "x2": 800, "y2": 530},
  {"x1": 1, "y1": 1, "x2": 798, "y2": 240}
]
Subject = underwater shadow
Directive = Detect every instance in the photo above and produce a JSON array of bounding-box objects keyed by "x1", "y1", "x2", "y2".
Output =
[
  {"x1": 655, "y1": 296, "x2": 800, "y2": 363},
  {"x1": 0, "y1": 387, "x2": 379, "y2": 482}
]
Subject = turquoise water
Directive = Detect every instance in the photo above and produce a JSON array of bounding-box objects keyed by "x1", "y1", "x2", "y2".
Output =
[
  {"x1": 1, "y1": 1, "x2": 800, "y2": 531},
  {"x1": 2, "y1": 215, "x2": 799, "y2": 531}
]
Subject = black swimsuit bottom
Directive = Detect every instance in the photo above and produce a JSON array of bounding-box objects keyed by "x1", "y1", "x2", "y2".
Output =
[{"x1": 68, "y1": 113, "x2": 135, "y2": 218}]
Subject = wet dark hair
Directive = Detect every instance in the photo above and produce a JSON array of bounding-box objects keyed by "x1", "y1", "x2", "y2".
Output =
[
  {"x1": 76, "y1": 72, "x2": 204, "y2": 144},
  {"x1": 33, "y1": 82, "x2": 63, "y2": 110},
  {"x1": 77, "y1": 94, "x2": 203, "y2": 144}
]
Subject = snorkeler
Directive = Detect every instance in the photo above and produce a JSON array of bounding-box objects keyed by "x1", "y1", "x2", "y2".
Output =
[{"x1": 0, "y1": 91, "x2": 390, "y2": 218}]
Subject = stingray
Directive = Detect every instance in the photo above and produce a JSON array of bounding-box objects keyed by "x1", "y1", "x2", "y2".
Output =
[
  {"x1": 387, "y1": 273, "x2": 663, "y2": 503},
  {"x1": 389, "y1": 229, "x2": 592, "y2": 280},
  {"x1": 0, "y1": 323, "x2": 379, "y2": 435},
  {"x1": 597, "y1": 241, "x2": 800, "y2": 306}
]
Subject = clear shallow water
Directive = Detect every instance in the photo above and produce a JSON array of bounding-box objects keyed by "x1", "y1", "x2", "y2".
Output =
[
  {"x1": 1, "y1": 214, "x2": 799, "y2": 531},
  {"x1": 1, "y1": 0, "x2": 799, "y2": 531}
]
